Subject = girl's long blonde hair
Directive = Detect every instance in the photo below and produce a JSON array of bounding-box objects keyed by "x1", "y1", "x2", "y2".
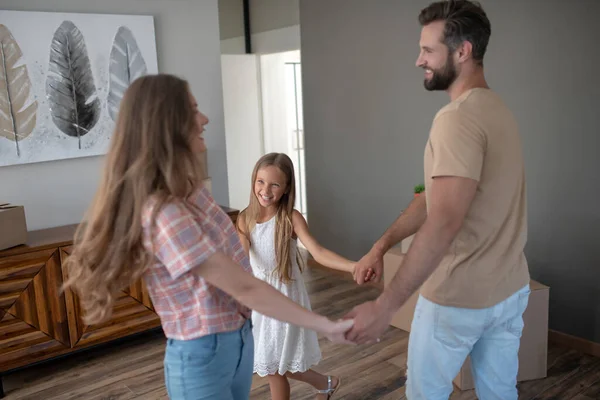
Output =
[
  {"x1": 238, "y1": 153, "x2": 303, "y2": 283},
  {"x1": 63, "y1": 74, "x2": 206, "y2": 325}
]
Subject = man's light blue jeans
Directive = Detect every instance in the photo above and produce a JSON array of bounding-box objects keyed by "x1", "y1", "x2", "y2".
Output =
[{"x1": 406, "y1": 284, "x2": 530, "y2": 400}]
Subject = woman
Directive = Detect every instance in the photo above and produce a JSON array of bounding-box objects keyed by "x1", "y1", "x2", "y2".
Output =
[{"x1": 63, "y1": 74, "x2": 353, "y2": 400}]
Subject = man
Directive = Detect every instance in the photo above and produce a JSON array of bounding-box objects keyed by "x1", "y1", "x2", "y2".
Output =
[{"x1": 346, "y1": 1, "x2": 531, "y2": 399}]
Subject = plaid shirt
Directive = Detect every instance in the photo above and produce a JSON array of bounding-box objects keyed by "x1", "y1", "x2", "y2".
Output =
[{"x1": 141, "y1": 187, "x2": 252, "y2": 340}]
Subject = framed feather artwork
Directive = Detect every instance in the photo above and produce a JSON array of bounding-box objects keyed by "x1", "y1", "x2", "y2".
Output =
[{"x1": 0, "y1": 10, "x2": 158, "y2": 167}]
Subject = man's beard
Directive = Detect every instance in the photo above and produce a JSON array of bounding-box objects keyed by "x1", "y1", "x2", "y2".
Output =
[{"x1": 423, "y1": 54, "x2": 457, "y2": 91}]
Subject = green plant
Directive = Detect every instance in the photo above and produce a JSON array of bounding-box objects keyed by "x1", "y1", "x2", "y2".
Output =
[{"x1": 414, "y1": 183, "x2": 425, "y2": 194}]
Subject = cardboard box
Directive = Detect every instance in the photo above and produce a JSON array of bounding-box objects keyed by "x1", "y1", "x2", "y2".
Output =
[
  {"x1": 0, "y1": 203, "x2": 28, "y2": 251},
  {"x1": 400, "y1": 234, "x2": 414, "y2": 253},
  {"x1": 383, "y1": 247, "x2": 549, "y2": 390}
]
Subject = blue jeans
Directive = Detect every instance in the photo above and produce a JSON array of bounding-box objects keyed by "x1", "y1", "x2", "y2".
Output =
[
  {"x1": 164, "y1": 319, "x2": 254, "y2": 400},
  {"x1": 406, "y1": 284, "x2": 530, "y2": 400}
]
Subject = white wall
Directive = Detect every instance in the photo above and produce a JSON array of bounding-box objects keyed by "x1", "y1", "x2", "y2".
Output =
[
  {"x1": 221, "y1": 55, "x2": 263, "y2": 210},
  {"x1": 0, "y1": 0, "x2": 229, "y2": 230}
]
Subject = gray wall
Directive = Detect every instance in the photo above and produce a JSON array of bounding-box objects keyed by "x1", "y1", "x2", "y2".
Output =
[
  {"x1": 218, "y1": 0, "x2": 299, "y2": 39},
  {"x1": 300, "y1": 0, "x2": 600, "y2": 343},
  {"x1": 249, "y1": 0, "x2": 299, "y2": 34},
  {"x1": 218, "y1": 0, "x2": 243, "y2": 39},
  {"x1": 1, "y1": 0, "x2": 229, "y2": 230}
]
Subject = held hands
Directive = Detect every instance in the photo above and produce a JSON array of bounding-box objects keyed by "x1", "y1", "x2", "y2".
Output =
[
  {"x1": 324, "y1": 300, "x2": 393, "y2": 346},
  {"x1": 327, "y1": 250, "x2": 394, "y2": 345},
  {"x1": 323, "y1": 318, "x2": 356, "y2": 345},
  {"x1": 342, "y1": 300, "x2": 393, "y2": 345},
  {"x1": 353, "y1": 251, "x2": 384, "y2": 285}
]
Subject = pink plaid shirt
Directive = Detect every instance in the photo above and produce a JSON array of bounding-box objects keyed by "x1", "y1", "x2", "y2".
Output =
[{"x1": 141, "y1": 187, "x2": 252, "y2": 340}]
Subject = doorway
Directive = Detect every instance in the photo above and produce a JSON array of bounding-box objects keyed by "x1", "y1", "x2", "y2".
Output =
[
  {"x1": 260, "y1": 50, "x2": 306, "y2": 219},
  {"x1": 222, "y1": 50, "x2": 307, "y2": 220}
]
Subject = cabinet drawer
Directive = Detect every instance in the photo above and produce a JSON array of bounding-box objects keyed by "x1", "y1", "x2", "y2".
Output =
[
  {"x1": 0, "y1": 249, "x2": 70, "y2": 372},
  {"x1": 59, "y1": 247, "x2": 161, "y2": 349}
]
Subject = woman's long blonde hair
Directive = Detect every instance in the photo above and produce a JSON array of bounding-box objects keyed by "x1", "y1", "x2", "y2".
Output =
[
  {"x1": 63, "y1": 74, "x2": 206, "y2": 325},
  {"x1": 238, "y1": 153, "x2": 303, "y2": 283}
]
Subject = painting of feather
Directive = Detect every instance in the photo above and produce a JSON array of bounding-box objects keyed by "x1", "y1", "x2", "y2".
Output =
[
  {"x1": 0, "y1": 24, "x2": 38, "y2": 157},
  {"x1": 46, "y1": 20, "x2": 100, "y2": 149},
  {"x1": 107, "y1": 26, "x2": 148, "y2": 121},
  {"x1": 0, "y1": 10, "x2": 157, "y2": 167}
]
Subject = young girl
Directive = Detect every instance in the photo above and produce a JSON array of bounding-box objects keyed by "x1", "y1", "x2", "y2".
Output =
[
  {"x1": 62, "y1": 74, "x2": 354, "y2": 400},
  {"x1": 237, "y1": 153, "x2": 356, "y2": 400}
]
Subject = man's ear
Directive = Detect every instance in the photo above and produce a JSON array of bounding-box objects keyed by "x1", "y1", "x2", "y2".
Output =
[{"x1": 457, "y1": 40, "x2": 473, "y2": 63}]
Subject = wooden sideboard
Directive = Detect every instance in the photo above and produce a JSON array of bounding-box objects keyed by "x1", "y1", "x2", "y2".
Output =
[{"x1": 0, "y1": 206, "x2": 239, "y2": 397}]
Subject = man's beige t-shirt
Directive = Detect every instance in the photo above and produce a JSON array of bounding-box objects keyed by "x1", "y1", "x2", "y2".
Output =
[{"x1": 420, "y1": 88, "x2": 530, "y2": 309}]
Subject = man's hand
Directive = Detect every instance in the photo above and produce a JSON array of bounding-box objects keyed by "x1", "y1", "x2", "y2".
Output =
[
  {"x1": 323, "y1": 318, "x2": 356, "y2": 345},
  {"x1": 353, "y1": 251, "x2": 383, "y2": 284},
  {"x1": 343, "y1": 300, "x2": 393, "y2": 345}
]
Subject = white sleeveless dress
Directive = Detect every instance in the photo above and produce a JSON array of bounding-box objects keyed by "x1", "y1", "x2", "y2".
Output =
[{"x1": 250, "y1": 216, "x2": 322, "y2": 377}]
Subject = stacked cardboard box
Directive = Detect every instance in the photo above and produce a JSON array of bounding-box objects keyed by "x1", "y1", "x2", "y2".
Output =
[
  {"x1": 0, "y1": 203, "x2": 28, "y2": 251},
  {"x1": 384, "y1": 243, "x2": 549, "y2": 390}
]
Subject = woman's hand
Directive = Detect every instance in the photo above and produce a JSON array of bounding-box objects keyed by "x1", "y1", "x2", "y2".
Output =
[{"x1": 321, "y1": 318, "x2": 355, "y2": 344}]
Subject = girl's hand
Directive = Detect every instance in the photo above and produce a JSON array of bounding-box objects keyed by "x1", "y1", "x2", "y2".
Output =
[
  {"x1": 353, "y1": 251, "x2": 384, "y2": 284},
  {"x1": 352, "y1": 262, "x2": 376, "y2": 283},
  {"x1": 349, "y1": 262, "x2": 375, "y2": 280},
  {"x1": 347, "y1": 262, "x2": 358, "y2": 274},
  {"x1": 322, "y1": 318, "x2": 355, "y2": 344}
]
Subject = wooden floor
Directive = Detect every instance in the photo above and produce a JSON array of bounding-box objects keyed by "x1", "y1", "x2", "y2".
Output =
[{"x1": 3, "y1": 266, "x2": 600, "y2": 399}]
